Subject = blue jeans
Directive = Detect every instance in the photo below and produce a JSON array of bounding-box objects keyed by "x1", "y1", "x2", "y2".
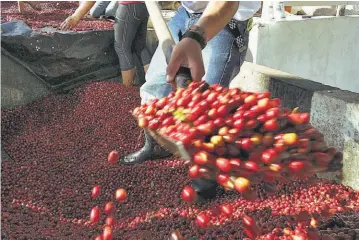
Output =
[{"x1": 140, "y1": 6, "x2": 249, "y2": 104}]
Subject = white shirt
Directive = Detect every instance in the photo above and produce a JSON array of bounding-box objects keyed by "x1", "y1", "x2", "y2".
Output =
[{"x1": 181, "y1": 1, "x2": 261, "y2": 21}]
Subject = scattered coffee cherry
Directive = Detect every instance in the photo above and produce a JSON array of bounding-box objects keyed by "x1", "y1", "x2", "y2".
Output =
[{"x1": 115, "y1": 188, "x2": 127, "y2": 202}]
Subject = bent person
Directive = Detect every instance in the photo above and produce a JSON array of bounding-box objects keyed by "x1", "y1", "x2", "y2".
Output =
[
  {"x1": 60, "y1": 1, "x2": 152, "y2": 86},
  {"x1": 121, "y1": 1, "x2": 261, "y2": 198}
]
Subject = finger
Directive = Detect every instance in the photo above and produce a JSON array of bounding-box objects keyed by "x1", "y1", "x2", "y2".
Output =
[
  {"x1": 188, "y1": 56, "x2": 205, "y2": 81},
  {"x1": 169, "y1": 80, "x2": 176, "y2": 91},
  {"x1": 59, "y1": 20, "x2": 67, "y2": 30},
  {"x1": 61, "y1": 24, "x2": 69, "y2": 31},
  {"x1": 64, "y1": 25, "x2": 71, "y2": 31},
  {"x1": 67, "y1": 23, "x2": 74, "y2": 30},
  {"x1": 63, "y1": 23, "x2": 71, "y2": 31},
  {"x1": 166, "y1": 48, "x2": 182, "y2": 83}
]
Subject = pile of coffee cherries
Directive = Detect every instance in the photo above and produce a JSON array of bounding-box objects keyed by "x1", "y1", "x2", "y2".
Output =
[
  {"x1": 1, "y1": 1, "x2": 114, "y2": 31},
  {"x1": 2, "y1": 82, "x2": 357, "y2": 239},
  {"x1": 133, "y1": 81, "x2": 343, "y2": 197}
]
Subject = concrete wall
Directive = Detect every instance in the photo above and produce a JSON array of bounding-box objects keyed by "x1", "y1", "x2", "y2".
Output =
[
  {"x1": 231, "y1": 62, "x2": 359, "y2": 190},
  {"x1": 310, "y1": 90, "x2": 359, "y2": 189},
  {"x1": 246, "y1": 16, "x2": 359, "y2": 93}
]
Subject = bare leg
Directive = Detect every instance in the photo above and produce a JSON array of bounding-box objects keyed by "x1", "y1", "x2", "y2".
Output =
[
  {"x1": 121, "y1": 68, "x2": 136, "y2": 86},
  {"x1": 143, "y1": 64, "x2": 149, "y2": 74}
]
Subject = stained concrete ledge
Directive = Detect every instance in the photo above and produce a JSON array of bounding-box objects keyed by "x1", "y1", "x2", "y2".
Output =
[
  {"x1": 1, "y1": 50, "x2": 51, "y2": 109},
  {"x1": 311, "y1": 90, "x2": 359, "y2": 190},
  {"x1": 231, "y1": 61, "x2": 359, "y2": 190},
  {"x1": 230, "y1": 61, "x2": 339, "y2": 112}
]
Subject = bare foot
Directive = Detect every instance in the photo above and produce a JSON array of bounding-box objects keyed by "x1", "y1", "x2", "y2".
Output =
[
  {"x1": 122, "y1": 79, "x2": 134, "y2": 87},
  {"x1": 121, "y1": 69, "x2": 136, "y2": 87}
]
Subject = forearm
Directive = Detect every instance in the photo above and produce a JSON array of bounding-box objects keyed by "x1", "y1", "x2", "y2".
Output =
[
  {"x1": 72, "y1": 1, "x2": 96, "y2": 20},
  {"x1": 196, "y1": 1, "x2": 239, "y2": 42},
  {"x1": 18, "y1": 1, "x2": 25, "y2": 13}
]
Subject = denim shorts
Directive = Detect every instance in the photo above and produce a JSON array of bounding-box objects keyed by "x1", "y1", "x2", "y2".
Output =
[{"x1": 140, "y1": 6, "x2": 250, "y2": 104}]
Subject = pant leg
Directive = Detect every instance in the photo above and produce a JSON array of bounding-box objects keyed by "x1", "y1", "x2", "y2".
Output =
[
  {"x1": 114, "y1": 4, "x2": 142, "y2": 71},
  {"x1": 90, "y1": 1, "x2": 111, "y2": 18},
  {"x1": 141, "y1": 46, "x2": 152, "y2": 66},
  {"x1": 229, "y1": 19, "x2": 252, "y2": 81},
  {"x1": 104, "y1": 0, "x2": 119, "y2": 17},
  {"x1": 134, "y1": 18, "x2": 152, "y2": 66},
  {"x1": 131, "y1": 4, "x2": 151, "y2": 67},
  {"x1": 140, "y1": 6, "x2": 188, "y2": 104},
  {"x1": 237, "y1": 20, "x2": 251, "y2": 71},
  {"x1": 202, "y1": 28, "x2": 239, "y2": 88}
]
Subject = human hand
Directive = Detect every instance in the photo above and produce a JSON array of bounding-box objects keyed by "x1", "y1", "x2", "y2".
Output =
[
  {"x1": 60, "y1": 15, "x2": 80, "y2": 31},
  {"x1": 166, "y1": 38, "x2": 205, "y2": 90}
]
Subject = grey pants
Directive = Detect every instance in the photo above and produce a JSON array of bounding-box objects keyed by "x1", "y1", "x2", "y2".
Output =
[
  {"x1": 114, "y1": 3, "x2": 151, "y2": 71},
  {"x1": 90, "y1": 1, "x2": 118, "y2": 18}
]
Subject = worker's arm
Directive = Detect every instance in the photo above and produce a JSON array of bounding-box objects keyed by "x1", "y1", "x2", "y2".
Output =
[
  {"x1": 196, "y1": 1, "x2": 239, "y2": 42},
  {"x1": 166, "y1": 1, "x2": 239, "y2": 86},
  {"x1": 60, "y1": 1, "x2": 96, "y2": 30}
]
